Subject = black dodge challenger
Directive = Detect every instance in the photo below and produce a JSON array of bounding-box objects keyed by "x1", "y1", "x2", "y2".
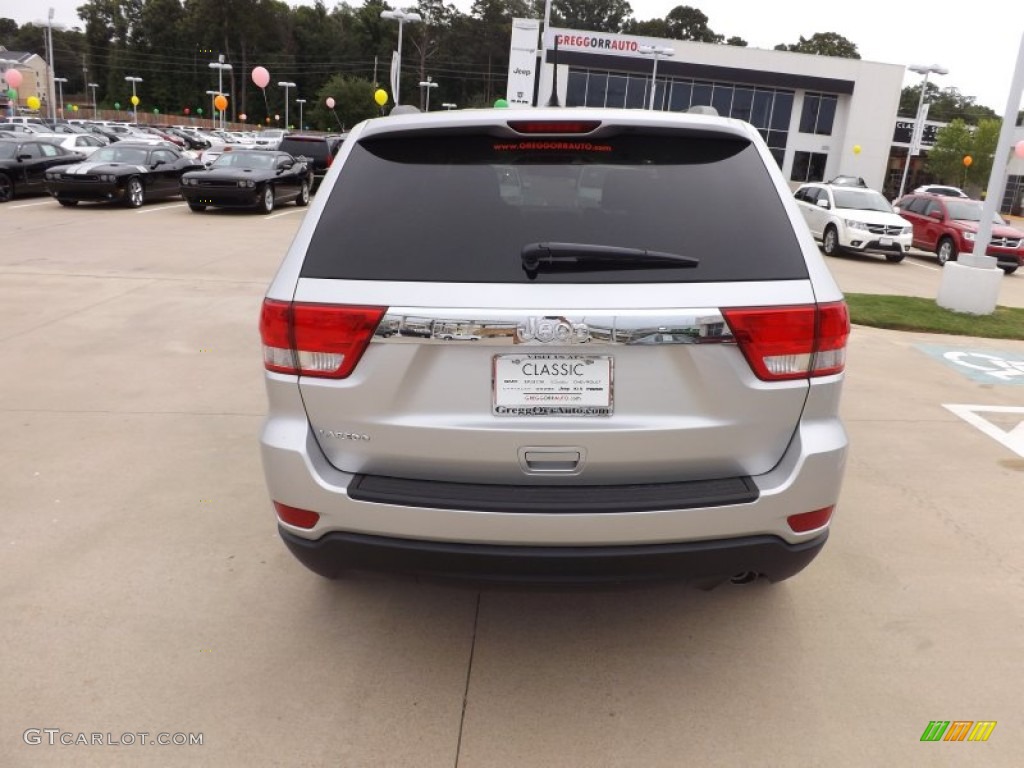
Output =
[
  {"x1": 44, "y1": 141, "x2": 203, "y2": 208},
  {"x1": 180, "y1": 149, "x2": 312, "y2": 214}
]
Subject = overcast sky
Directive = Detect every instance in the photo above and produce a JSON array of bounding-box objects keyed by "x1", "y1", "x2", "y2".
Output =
[{"x1": 2, "y1": 0, "x2": 1021, "y2": 113}]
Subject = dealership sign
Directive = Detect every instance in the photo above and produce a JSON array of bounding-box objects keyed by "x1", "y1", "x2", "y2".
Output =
[
  {"x1": 545, "y1": 27, "x2": 669, "y2": 59},
  {"x1": 506, "y1": 19, "x2": 540, "y2": 107}
]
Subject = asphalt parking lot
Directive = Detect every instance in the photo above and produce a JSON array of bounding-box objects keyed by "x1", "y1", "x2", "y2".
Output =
[{"x1": 2, "y1": 197, "x2": 1022, "y2": 767}]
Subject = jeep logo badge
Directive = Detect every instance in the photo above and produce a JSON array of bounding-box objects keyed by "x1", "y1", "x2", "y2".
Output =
[{"x1": 516, "y1": 317, "x2": 590, "y2": 344}]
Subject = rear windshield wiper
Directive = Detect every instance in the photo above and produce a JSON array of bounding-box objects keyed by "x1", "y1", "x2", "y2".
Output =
[{"x1": 521, "y1": 242, "x2": 699, "y2": 278}]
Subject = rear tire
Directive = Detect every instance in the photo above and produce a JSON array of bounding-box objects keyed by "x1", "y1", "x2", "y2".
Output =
[
  {"x1": 295, "y1": 180, "x2": 310, "y2": 207},
  {"x1": 259, "y1": 185, "x2": 274, "y2": 214},
  {"x1": 936, "y1": 237, "x2": 956, "y2": 265},
  {"x1": 822, "y1": 225, "x2": 841, "y2": 256},
  {"x1": 1001, "y1": 265, "x2": 1018, "y2": 275},
  {"x1": 0, "y1": 173, "x2": 14, "y2": 203},
  {"x1": 125, "y1": 177, "x2": 145, "y2": 208},
  {"x1": 57, "y1": 197, "x2": 78, "y2": 207}
]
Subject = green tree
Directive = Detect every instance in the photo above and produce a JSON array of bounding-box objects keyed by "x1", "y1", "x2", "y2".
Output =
[
  {"x1": 554, "y1": 0, "x2": 633, "y2": 33},
  {"x1": 725, "y1": 36, "x2": 747, "y2": 47},
  {"x1": 313, "y1": 74, "x2": 379, "y2": 131},
  {"x1": 665, "y1": 5, "x2": 721, "y2": 43},
  {"x1": 76, "y1": 0, "x2": 144, "y2": 108},
  {"x1": 774, "y1": 32, "x2": 860, "y2": 59},
  {"x1": 927, "y1": 118, "x2": 975, "y2": 185},
  {"x1": 965, "y1": 118, "x2": 1000, "y2": 188},
  {"x1": 899, "y1": 83, "x2": 997, "y2": 124}
]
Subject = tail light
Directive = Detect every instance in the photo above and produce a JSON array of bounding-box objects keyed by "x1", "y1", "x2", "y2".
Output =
[
  {"x1": 787, "y1": 506, "x2": 834, "y2": 532},
  {"x1": 722, "y1": 302, "x2": 849, "y2": 381},
  {"x1": 507, "y1": 120, "x2": 601, "y2": 134},
  {"x1": 274, "y1": 501, "x2": 319, "y2": 529},
  {"x1": 260, "y1": 299, "x2": 386, "y2": 378}
]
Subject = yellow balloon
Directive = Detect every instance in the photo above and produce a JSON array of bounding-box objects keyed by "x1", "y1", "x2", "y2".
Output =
[
  {"x1": 214, "y1": 94, "x2": 228, "y2": 111},
  {"x1": 130, "y1": 95, "x2": 140, "y2": 106},
  {"x1": 852, "y1": 144, "x2": 862, "y2": 155},
  {"x1": 374, "y1": 88, "x2": 388, "y2": 106},
  {"x1": 26, "y1": 95, "x2": 41, "y2": 110}
]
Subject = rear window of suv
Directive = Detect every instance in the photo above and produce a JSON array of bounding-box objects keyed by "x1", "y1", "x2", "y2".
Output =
[
  {"x1": 279, "y1": 136, "x2": 337, "y2": 164},
  {"x1": 301, "y1": 131, "x2": 808, "y2": 283}
]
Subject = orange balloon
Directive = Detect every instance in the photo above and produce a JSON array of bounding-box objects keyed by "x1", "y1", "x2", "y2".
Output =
[
  {"x1": 962, "y1": 155, "x2": 973, "y2": 167},
  {"x1": 214, "y1": 94, "x2": 228, "y2": 111}
]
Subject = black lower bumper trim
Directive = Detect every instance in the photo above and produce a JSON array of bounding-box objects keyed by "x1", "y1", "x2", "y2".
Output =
[
  {"x1": 347, "y1": 473, "x2": 759, "y2": 514},
  {"x1": 279, "y1": 527, "x2": 828, "y2": 585}
]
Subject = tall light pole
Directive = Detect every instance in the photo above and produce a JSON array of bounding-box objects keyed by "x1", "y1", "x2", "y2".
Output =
[
  {"x1": 54, "y1": 76, "x2": 67, "y2": 118},
  {"x1": 295, "y1": 98, "x2": 306, "y2": 129},
  {"x1": 277, "y1": 81, "x2": 296, "y2": 128},
  {"x1": 125, "y1": 75, "x2": 142, "y2": 123},
  {"x1": 380, "y1": 8, "x2": 422, "y2": 106},
  {"x1": 208, "y1": 56, "x2": 232, "y2": 130},
  {"x1": 638, "y1": 45, "x2": 675, "y2": 110},
  {"x1": 205, "y1": 90, "x2": 219, "y2": 129},
  {"x1": 896, "y1": 63, "x2": 948, "y2": 201},
  {"x1": 45, "y1": 8, "x2": 57, "y2": 122},
  {"x1": 418, "y1": 76, "x2": 438, "y2": 112},
  {"x1": 87, "y1": 82, "x2": 98, "y2": 118}
]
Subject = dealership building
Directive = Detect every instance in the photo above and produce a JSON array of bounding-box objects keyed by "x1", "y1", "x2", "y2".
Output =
[{"x1": 505, "y1": 21, "x2": 1024, "y2": 215}]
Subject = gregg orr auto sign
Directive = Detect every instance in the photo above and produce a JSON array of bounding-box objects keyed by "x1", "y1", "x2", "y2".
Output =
[{"x1": 546, "y1": 27, "x2": 665, "y2": 58}]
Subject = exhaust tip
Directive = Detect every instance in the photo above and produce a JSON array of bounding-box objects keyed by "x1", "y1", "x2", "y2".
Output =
[{"x1": 729, "y1": 571, "x2": 759, "y2": 585}]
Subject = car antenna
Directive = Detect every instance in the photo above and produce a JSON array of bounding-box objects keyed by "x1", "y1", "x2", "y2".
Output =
[{"x1": 546, "y1": 37, "x2": 561, "y2": 107}]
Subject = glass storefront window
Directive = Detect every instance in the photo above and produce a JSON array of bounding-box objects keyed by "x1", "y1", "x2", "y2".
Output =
[
  {"x1": 732, "y1": 88, "x2": 753, "y2": 123},
  {"x1": 625, "y1": 75, "x2": 648, "y2": 109},
  {"x1": 585, "y1": 73, "x2": 608, "y2": 108},
  {"x1": 566, "y1": 71, "x2": 587, "y2": 107},
  {"x1": 669, "y1": 81, "x2": 692, "y2": 112},
  {"x1": 606, "y1": 75, "x2": 627, "y2": 109},
  {"x1": 691, "y1": 82, "x2": 713, "y2": 107}
]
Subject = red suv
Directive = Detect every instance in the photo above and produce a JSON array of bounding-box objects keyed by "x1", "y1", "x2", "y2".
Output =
[{"x1": 895, "y1": 193, "x2": 1022, "y2": 274}]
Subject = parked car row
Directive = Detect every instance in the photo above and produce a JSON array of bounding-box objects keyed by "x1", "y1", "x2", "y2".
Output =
[
  {"x1": 794, "y1": 181, "x2": 1022, "y2": 274},
  {"x1": 1, "y1": 137, "x2": 315, "y2": 213}
]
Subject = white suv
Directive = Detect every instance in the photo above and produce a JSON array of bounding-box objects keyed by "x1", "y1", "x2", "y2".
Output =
[
  {"x1": 794, "y1": 182, "x2": 912, "y2": 262},
  {"x1": 259, "y1": 109, "x2": 850, "y2": 587}
]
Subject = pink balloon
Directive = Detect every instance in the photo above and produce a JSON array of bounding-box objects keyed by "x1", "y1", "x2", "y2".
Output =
[
  {"x1": 251, "y1": 66, "x2": 270, "y2": 89},
  {"x1": 5, "y1": 68, "x2": 23, "y2": 89},
  {"x1": 1015, "y1": 140, "x2": 1024, "y2": 159},
  {"x1": 325, "y1": 97, "x2": 335, "y2": 109}
]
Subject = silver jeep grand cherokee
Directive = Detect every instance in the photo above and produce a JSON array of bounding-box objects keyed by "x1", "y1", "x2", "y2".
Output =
[{"x1": 259, "y1": 108, "x2": 849, "y2": 586}]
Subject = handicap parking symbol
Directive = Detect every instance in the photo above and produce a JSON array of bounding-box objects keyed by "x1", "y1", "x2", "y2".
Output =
[{"x1": 916, "y1": 345, "x2": 1024, "y2": 385}]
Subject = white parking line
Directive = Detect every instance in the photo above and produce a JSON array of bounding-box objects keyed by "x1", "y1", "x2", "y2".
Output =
[
  {"x1": 905, "y1": 259, "x2": 940, "y2": 271},
  {"x1": 8, "y1": 200, "x2": 55, "y2": 209},
  {"x1": 135, "y1": 203, "x2": 188, "y2": 214},
  {"x1": 266, "y1": 208, "x2": 304, "y2": 220}
]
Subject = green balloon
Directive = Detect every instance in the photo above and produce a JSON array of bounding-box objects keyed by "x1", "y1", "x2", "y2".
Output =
[
  {"x1": 197, "y1": 107, "x2": 203, "y2": 115},
  {"x1": 493, "y1": 98, "x2": 509, "y2": 108},
  {"x1": 114, "y1": 101, "x2": 121, "y2": 109},
  {"x1": 153, "y1": 108, "x2": 159, "y2": 114},
  {"x1": 7, "y1": 88, "x2": 16, "y2": 99}
]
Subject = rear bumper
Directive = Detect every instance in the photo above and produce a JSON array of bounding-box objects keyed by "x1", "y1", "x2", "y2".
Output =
[{"x1": 279, "y1": 526, "x2": 828, "y2": 584}]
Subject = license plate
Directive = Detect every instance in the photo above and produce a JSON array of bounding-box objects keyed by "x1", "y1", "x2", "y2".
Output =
[
  {"x1": 493, "y1": 354, "x2": 613, "y2": 416},
  {"x1": 880, "y1": 237, "x2": 893, "y2": 246}
]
